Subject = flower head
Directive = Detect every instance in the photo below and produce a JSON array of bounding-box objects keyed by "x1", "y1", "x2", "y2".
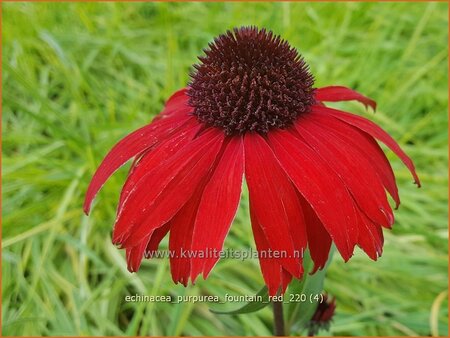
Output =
[
  {"x1": 84, "y1": 27, "x2": 420, "y2": 296},
  {"x1": 307, "y1": 294, "x2": 336, "y2": 335}
]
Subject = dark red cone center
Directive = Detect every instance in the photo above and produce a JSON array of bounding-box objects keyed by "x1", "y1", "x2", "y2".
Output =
[{"x1": 188, "y1": 26, "x2": 315, "y2": 135}]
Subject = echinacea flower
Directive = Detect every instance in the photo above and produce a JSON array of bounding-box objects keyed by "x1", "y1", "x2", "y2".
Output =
[
  {"x1": 84, "y1": 27, "x2": 420, "y2": 296},
  {"x1": 307, "y1": 294, "x2": 336, "y2": 335}
]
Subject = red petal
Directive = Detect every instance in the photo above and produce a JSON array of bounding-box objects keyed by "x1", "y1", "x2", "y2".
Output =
[
  {"x1": 169, "y1": 186, "x2": 205, "y2": 286},
  {"x1": 190, "y1": 136, "x2": 245, "y2": 281},
  {"x1": 356, "y1": 211, "x2": 384, "y2": 260},
  {"x1": 145, "y1": 221, "x2": 171, "y2": 257},
  {"x1": 165, "y1": 87, "x2": 188, "y2": 108},
  {"x1": 244, "y1": 133, "x2": 305, "y2": 278},
  {"x1": 295, "y1": 117, "x2": 394, "y2": 228},
  {"x1": 315, "y1": 86, "x2": 376, "y2": 110},
  {"x1": 308, "y1": 108, "x2": 400, "y2": 208},
  {"x1": 281, "y1": 269, "x2": 293, "y2": 294},
  {"x1": 126, "y1": 221, "x2": 171, "y2": 272},
  {"x1": 250, "y1": 205, "x2": 284, "y2": 296},
  {"x1": 298, "y1": 193, "x2": 332, "y2": 274},
  {"x1": 84, "y1": 113, "x2": 193, "y2": 214},
  {"x1": 158, "y1": 88, "x2": 191, "y2": 119},
  {"x1": 126, "y1": 238, "x2": 149, "y2": 272},
  {"x1": 119, "y1": 155, "x2": 147, "y2": 210},
  {"x1": 267, "y1": 129, "x2": 358, "y2": 261},
  {"x1": 117, "y1": 120, "x2": 200, "y2": 213},
  {"x1": 322, "y1": 106, "x2": 421, "y2": 187},
  {"x1": 115, "y1": 129, "x2": 225, "y2": 247}
]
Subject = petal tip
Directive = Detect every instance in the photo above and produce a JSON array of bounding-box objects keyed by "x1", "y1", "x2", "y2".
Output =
[
  {"x1": 367, "y1": 101, "x2": 377, "y2": 112},
  {"x1": 309, "y1": 264, "x2": 322, "y2": 275},
  {"x1": 83, "y1": 204, "x2": 91, "y2": 215},
  {"x1": 83, "y1": 194, "x2": 93, "y2": 215}
]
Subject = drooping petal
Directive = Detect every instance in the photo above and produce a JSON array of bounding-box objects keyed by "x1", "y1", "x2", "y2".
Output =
[
  {"x1": 315, "y1": 86, "x2": 376, "y2": 110},
  {"x1": 115, "y1": 129, "x2": 225, "y2": 248},
  {"x1": 297, "y1": 193, "x2": 332, "y2": 274},
  {"x1": 281, "y1": 269, "x2": 293, "y2": 294},
  {"x1": 117, "y1": 119, "x2": 200, "y2": 213},
  {"x1": 364, "y1": 136, "x2": 400, "y2": 206},
  {"x1": 119, "y1": 154, "x2": 147, "y2": 212},
  {"x1": 308, "y1": 108, "x2": 400, "y2": 207},
  {"x1": 190, "y1": 136, "x2": 245, "y2": 281},
  {"x1": 84, "y1": 113, "x2": 194, "y2": 214},
  {"x1": 251, "y1": 199, "x2": 295, "y2": 295},
  {"x1": 244, "y1": 133, "x2": 305, "y2": 278},
  {"x1": 145, "y1": 221, "x2": 172, "y2": 257},
  {"x1": 355, "y1": 210, "x2": 384, "y2": 260},
  {"x1": 267, "y1": 129, "x2": 358, "y2": 261},
  {"x1": 321, "y1": 105, "x2": 421, "y2": 187},
  {"x1": 169, "y1": 185, "x2": 205, "y2": 286},
  {"x1": 295, "y1": 117, "x2": 394, "y2": 228},
  {"x1": 126, "y1": 238, "x2": 150, "y2": 273},
  {"x1": 126, "y1": 221, "x2": 172, "y2": 272},
  {"x1": 250, "y1": 204, "x2": 284, "y2": 296}
]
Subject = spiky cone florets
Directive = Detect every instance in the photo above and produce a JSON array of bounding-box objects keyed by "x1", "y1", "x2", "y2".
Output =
[{"x1": 188, "y1": 26, "x2": 315, "y2": 135}]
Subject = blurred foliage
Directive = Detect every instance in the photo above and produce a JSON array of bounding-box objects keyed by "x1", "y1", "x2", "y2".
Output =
[{"x1": 2, "y1": 1, "x2": 448, "y2": 336}]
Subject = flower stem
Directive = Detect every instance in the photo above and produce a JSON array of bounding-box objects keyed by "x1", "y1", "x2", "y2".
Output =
[{"x1": 273, "y1": 300, "x2": 285, "y2": 336}]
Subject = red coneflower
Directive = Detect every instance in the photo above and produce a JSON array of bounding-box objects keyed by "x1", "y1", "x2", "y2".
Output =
[{"x1": 84, "y1": 27, "x2": 420, "y2": 296}]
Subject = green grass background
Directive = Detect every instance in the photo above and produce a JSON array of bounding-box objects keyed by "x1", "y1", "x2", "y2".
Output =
[{"x1": 2, "y1": 1, "x2": 448, "y2": 336}]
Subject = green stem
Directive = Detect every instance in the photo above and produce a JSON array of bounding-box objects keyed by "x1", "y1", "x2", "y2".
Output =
[{"x1": 273, "y1": 300, "x2": 285, "y2": 336}]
